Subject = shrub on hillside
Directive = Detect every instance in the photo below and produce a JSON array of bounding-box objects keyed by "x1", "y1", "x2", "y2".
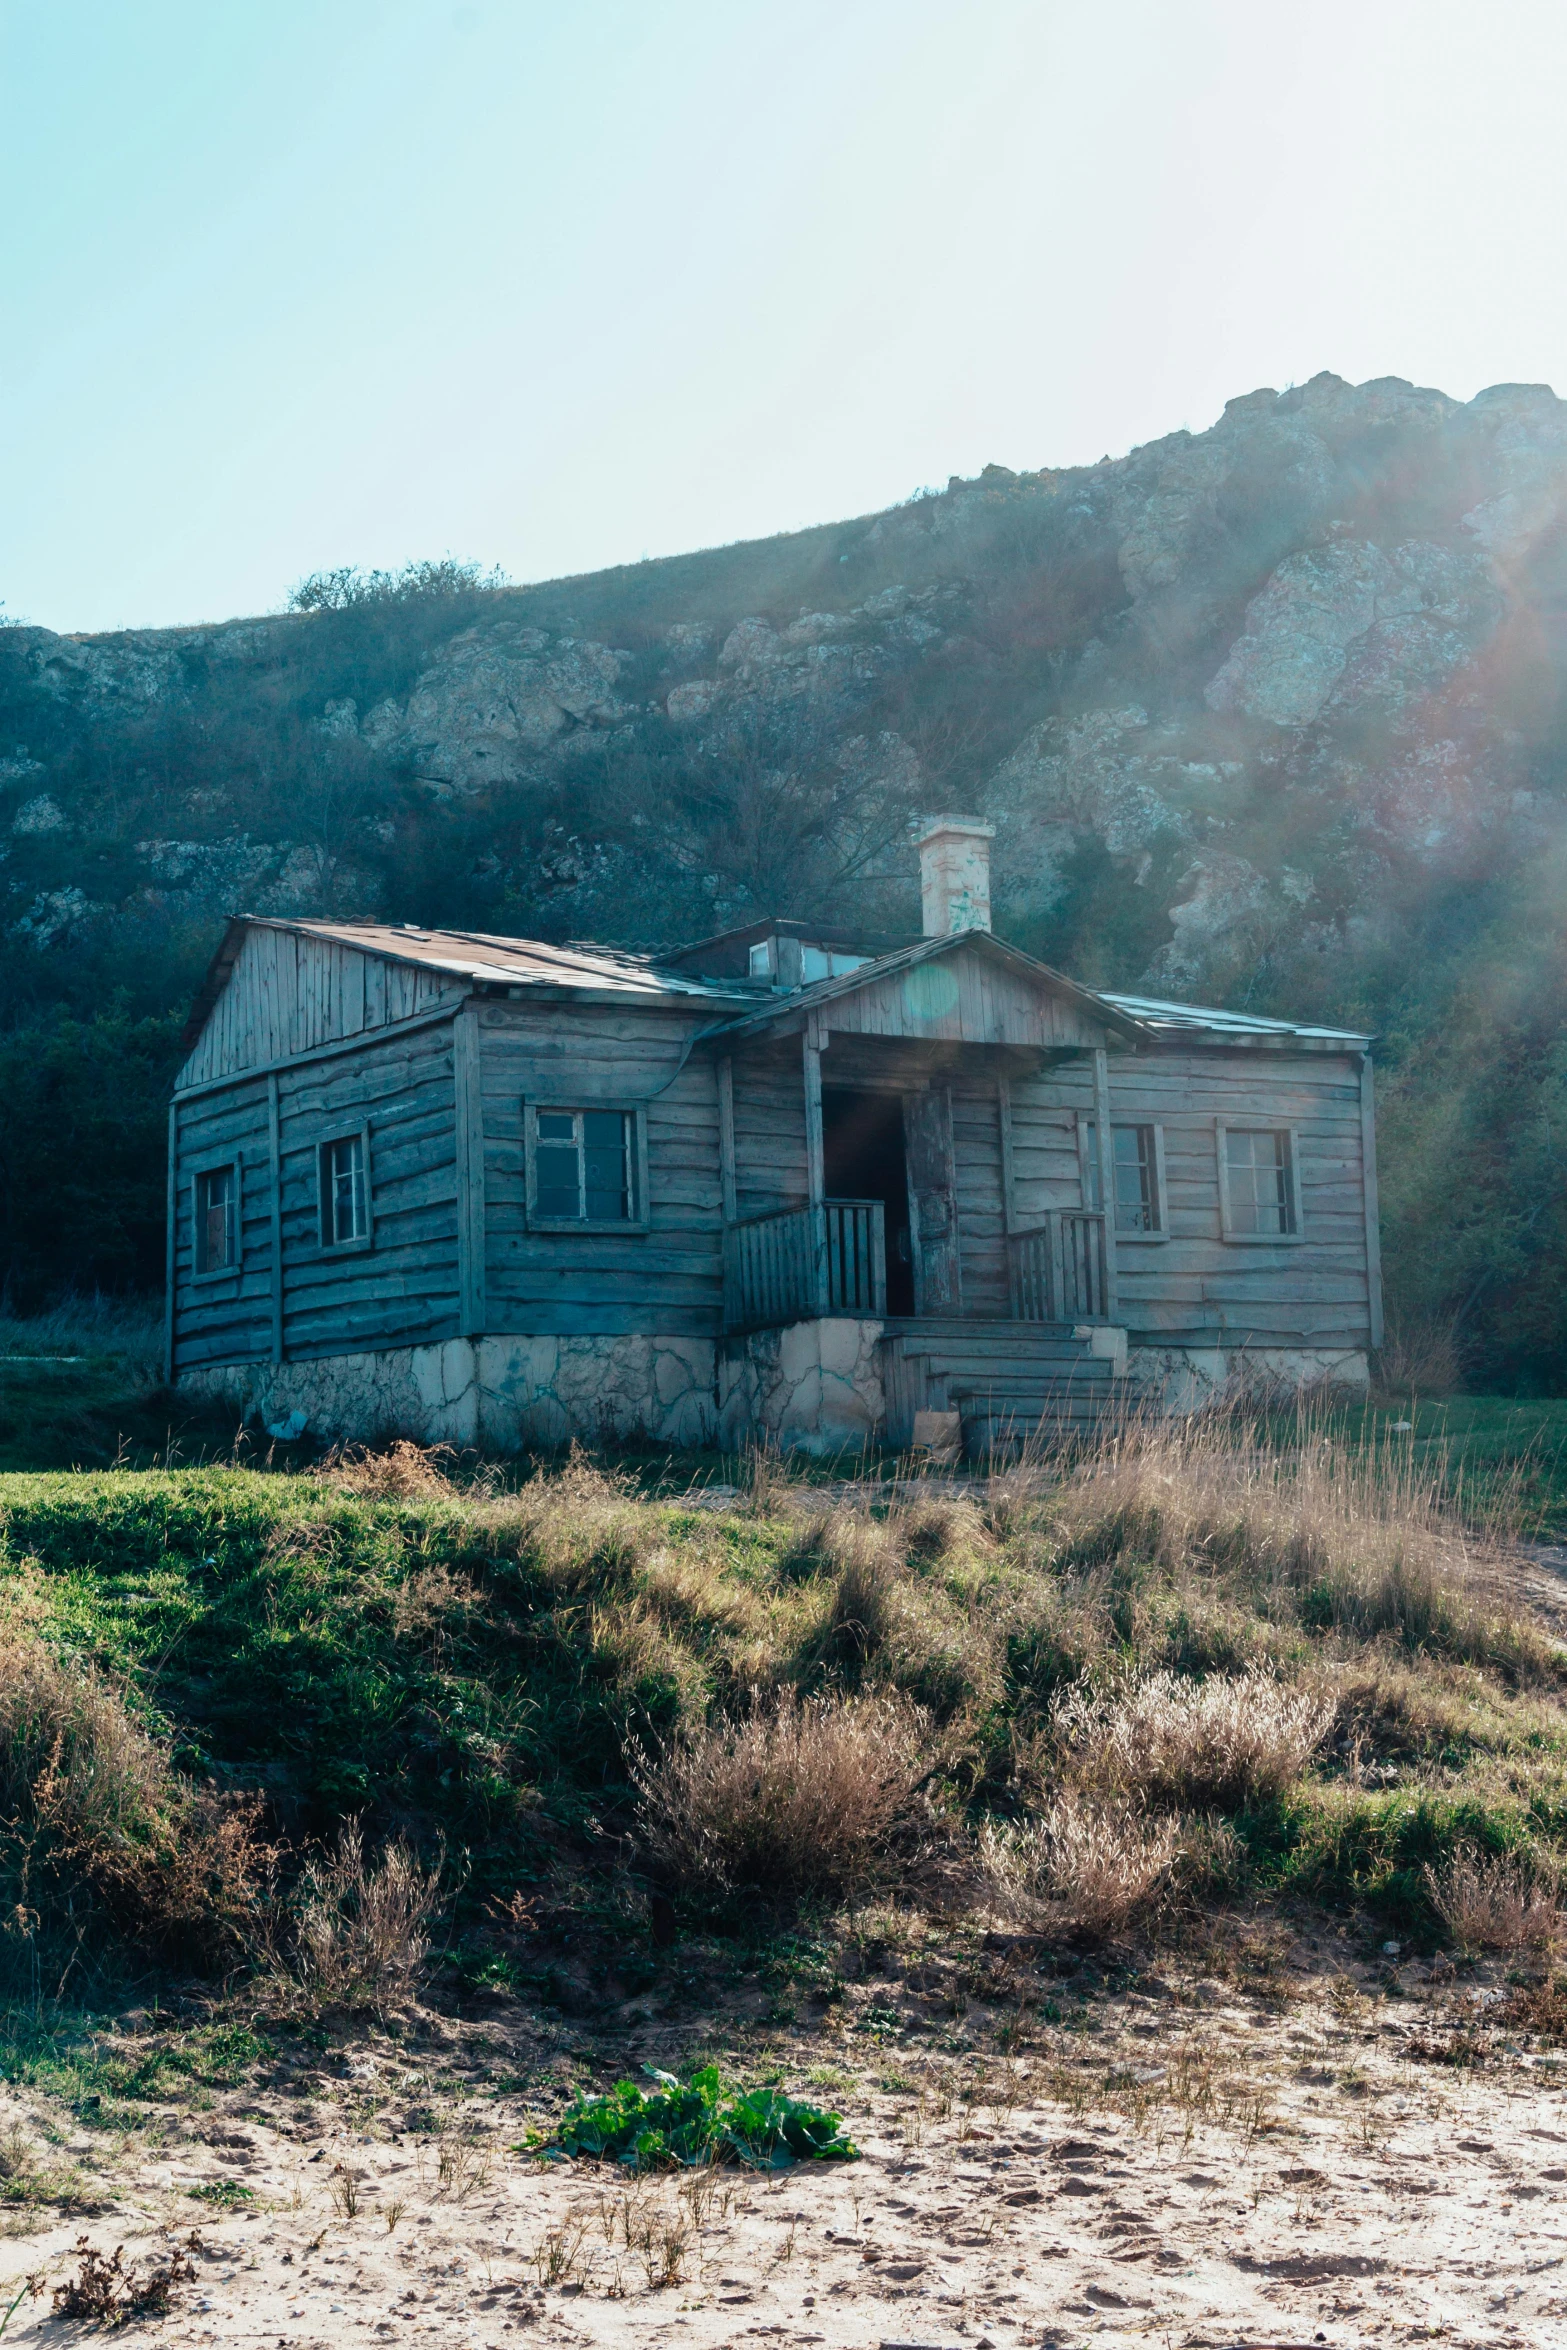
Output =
[
  {"x1": 1051, "y1": 1669, "x2": 1332, "y2": 1811},
  {"x1": 629, "y1": 1691, "x2": 929, "y2": 1902},
  {"x1": 0, "y1": 1619, "x2": 270, "y2": 1966},
  {"x1": 979, "y1": 1792, "x2": 1181, "y2": 1941},
  {"x1": 1426, "y1": 1845, "x2": 1563, "y2": 1952},
  {"x1": 288, "y1": 1820, "x2": 444, "y2": 2009}
]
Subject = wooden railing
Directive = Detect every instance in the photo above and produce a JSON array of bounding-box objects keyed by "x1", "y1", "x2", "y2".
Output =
[
  {"x1": 724, "y1": 1198, "x2": 887, "y2": 1332},
  {"x1": 1007, "y1": 1210, "x2": 1113, "y2": 1323}
]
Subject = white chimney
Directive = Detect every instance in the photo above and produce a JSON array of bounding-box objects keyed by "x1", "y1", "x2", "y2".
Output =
[{"x1": 917, "y1": 815, "x2": 995, "y2": 937}]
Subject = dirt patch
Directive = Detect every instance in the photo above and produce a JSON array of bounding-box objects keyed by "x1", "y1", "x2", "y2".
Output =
[{"x1": 0, "y1": 1949, "x2": 1563, "y2": 2346}]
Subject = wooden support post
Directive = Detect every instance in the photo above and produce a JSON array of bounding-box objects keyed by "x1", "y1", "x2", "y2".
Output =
[
  {"x1": 1360, "y1": 1052, "x2": 1384, "y2": 1352},
  {"x1": 803, "y1": 1016, "x2": 827, "y2": 1313},
  {"x1": 717, "y1": 1056, "x2": 737, "y2": 1225},
  {"x1": 454, "y1": 1007, "x2": 487, "y2": 1340},
  {"x1": 164, "y1": 1101, "x2": 178, "y2": 1385},
  {"x1": 997, "y1": 1074, "x2": 1016, "y2": 1236},
  {"x1": 267, "y1": 1072, "x2": 285, "y2": 1367},
  {"x1": 1091, "y1": 1047, "x2": 1120, "y2": 1322}
]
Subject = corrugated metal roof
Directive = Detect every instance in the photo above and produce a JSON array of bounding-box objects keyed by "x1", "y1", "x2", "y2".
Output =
[
  {"x1": 245, "y1": 919, "x2": 745, "y2": 1001},
  {"x1": 1102, "y1": 991, "x2": 1370, "y2": 1044}
]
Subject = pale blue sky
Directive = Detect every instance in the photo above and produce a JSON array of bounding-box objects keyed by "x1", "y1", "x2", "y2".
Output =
[{"x1": 6, "y1": 0, "x2": 1567, "y2": 633}]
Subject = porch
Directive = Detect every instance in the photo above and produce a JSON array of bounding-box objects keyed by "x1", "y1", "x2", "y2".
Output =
[{"x1": 720, "y1": 1194, "x2": 1114, "y2": 1332}]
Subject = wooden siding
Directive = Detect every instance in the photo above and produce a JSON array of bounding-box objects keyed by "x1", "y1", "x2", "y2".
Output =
[
  {"x1": 171, "y1": 1020, "x2": 461, "y2": 1373},
  {"x1": 169, "y1": 1080, "x2": 276, "y2": 1370},
  {"x1": 952, "y1": 1080, "x2": 1008, "y2": 1316},
  {"x1": 731, "y1": 1054, "x2": 810, "y2": 1224},
  {"x1": 823, "y1": 947, "x2": 1111, "y2": 1049},
  {"x1": 172, "y1": 950, "x2": 1376, "y2": 1371},
  {"x1": 478, "y1": 1005, "x2": 726, "y2": 1338},
  {"x1": 1006, "y1": 1048, "x2": 1372, "y2": 1350},
  {"x1": 178, "y1": 928, "x2": 458, "y2": 1090}
]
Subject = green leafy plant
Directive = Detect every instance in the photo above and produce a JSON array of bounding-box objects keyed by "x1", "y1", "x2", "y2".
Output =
[{"x1": 551, "y1": 2064, "x2": 857, "y2": 2170}]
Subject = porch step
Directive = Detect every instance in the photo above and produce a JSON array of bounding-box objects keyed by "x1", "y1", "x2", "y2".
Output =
[{"x1": 880, "y1": 1318, "x2": 1126, "y2": 1457}]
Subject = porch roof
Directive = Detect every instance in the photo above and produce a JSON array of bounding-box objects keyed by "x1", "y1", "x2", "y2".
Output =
[{"x1": 703, "y1": 926, "x2": 1152, "y2": 1046}]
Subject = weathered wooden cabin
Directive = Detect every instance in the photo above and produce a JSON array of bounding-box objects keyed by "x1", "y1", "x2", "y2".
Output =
[{"x1": 168, "y1": 817, "x2": 1382, "y2": 1452}]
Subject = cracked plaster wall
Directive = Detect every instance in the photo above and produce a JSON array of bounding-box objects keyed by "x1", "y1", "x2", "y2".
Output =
[
  {"x1": 182, "y1": 1339, "x2": 484, "y2": 1446},
  {"x1": 1126, "y1": 1344, "x2": 1369, "y2": 1415},
  {"x1": 719, "y1": 1317, "x2": 886, "y2": 1454},
  {"x1": 184, "y1": 1334, "x2": 721, "y2": 1449}
]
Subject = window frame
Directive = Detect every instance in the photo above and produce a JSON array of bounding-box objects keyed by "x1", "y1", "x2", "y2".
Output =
[
  {"x1": 523, "y1": 1101, "x2": 650, "y2": 1234},
  {"x1": 189, "y1": 1154, "x2": 243, "y2": 1284},
  {"x1": 1077, "y1": 1114, "x2": 1168, "y2": 1243},
  {"x1": 1216, "y1": 1120, "x2": 1304, "y2": 1244},
  {"x1": 316, "y1": 1123, "x2": 375, "y2": 1256}
]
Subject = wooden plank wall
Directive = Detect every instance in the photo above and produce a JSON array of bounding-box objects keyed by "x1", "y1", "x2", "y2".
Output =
[
  {"x1": 178, "y1": 929, "x2": 455, "y2": 1089},
  {"x1": 171, "y1": 1020, "x2": 461, "y2": 1373},
  {"x1": 1008, "y1": 1060, "x2": 1095, "y2": 1223},
  {"x1": 951, "y1": 1081, "x2": 1008, "y2": 1316},
  {"x1": 1010, "y1": 1047, "x2": 1371, "y2": 1348},
  {"x1": 169, "y1": 1081, "x2": 276, "y2": 1370},
  {"x1": 827, "y1": 949, "x2": 1109, "y2": 1049},
  {"x1": 478, "y1": 1006, "x2": 726, "y2": 1338},
  {"x1": 730, "y1": 1054, "x2": 810, "y2": 1224}
]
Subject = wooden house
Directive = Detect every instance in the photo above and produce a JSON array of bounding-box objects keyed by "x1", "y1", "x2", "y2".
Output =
[{"x1": 168, "y1": 818, "x2": 1382, "y2": 1453}]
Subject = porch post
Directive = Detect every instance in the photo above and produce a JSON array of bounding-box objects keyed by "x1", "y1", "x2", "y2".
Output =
[
  {"x1": 717, "y1": 1056, "x2": 738, "y2": 1224},
  {"x1": 1091, "y1": 1046, "x2": 1120, "y2": 1321},
  {"x1": 803, "y1": 1015, "x2": 828, "y2": 1312}
]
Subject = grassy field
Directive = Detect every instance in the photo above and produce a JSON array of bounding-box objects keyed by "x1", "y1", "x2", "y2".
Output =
[
  {"x1": 0, "y1": 1414, "x2": 1561, "y2": 2004},
  {"x1": 1, "y1": 1296, "x2": 1566, "y2": 2026}
]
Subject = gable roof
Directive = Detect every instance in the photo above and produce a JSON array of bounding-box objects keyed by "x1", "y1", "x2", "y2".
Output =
[
  {"x1": 181, "y1": 915, "x2": 1371, "y2": 1061},
  {"x1": 706, "y1": 926, "x2": 1152, "y2": 1045}
]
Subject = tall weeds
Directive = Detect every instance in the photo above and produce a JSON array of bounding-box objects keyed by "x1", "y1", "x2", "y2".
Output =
[
  {"x1": 0, "y1": 1618, "x2": 271, "y2": 1967},
  {"x1": 629, "y1": 1691, "x2": 929, "y2": 1902}
]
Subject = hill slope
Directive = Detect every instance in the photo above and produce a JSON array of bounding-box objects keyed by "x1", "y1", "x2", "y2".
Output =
[{"x1": 6, "y1": 369, "x2": 1567, "y2": 1381}]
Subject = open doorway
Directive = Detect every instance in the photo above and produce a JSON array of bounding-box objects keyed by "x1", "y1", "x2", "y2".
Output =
[{"x1": 822, "y1": 1086, "x2": 914, "y2": 1316}]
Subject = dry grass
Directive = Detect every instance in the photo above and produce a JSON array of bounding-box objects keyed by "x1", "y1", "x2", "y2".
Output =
[
  {"x1": 1050, "y1": 1668, "x2": 1333, "y2": 1810},
  {"x1": 289, "y1": 1821, "x2": 444, "y2": 2009},
  {"x1": 0, "y1": 1613, "x2": 271, "y2": 1966},
  {"x1": 1033, "y1": 1411, "x2": 1549, "y2": 1679},
  {"x1": 318, "y1": 1439, "x2": 457, "y2": 1498},
  {"x1": 1374, "y1": 1305, "x2": 1462, "y2": 1399},
  {"x1": 630, "y1": 1690, "x2": 930, "y2": 1901},
  {"x1": 1425, "y1": 1845, "x2": 1564, "y2": 1952},
  {"x1": 979, "y1": 1792, "x2": 1182, "y2": 1940}
]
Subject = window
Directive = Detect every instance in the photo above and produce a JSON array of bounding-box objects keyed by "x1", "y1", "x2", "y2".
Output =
[
  {"x1": 525, "y1": 1105, "x2": 647, "y2": 1229},
  {"x1": 801, "y1": 945, "x2": 869, "y2": 982},
  {"x1": 193, "y1": 1163, "x2": 238, "y2": 1276},
  {"x1": 748, "y1": 940, "x2": 775, "y2": 980},
  {"x1": 1080, "y1": 1120, "x2": 1164, "y2": 1237},
  {"x1": 319, "y1": 1130, "x2": 371, "y2": 1249},
  {"x1": 1219, "y1": 1125, "x2": 1301, "y2": 1240}
]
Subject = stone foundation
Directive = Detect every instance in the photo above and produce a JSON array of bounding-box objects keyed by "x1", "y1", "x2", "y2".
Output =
[
  {"x1": 1125, "y1": 1343, "x2": 1370, "y2": 1414},
  {"x1": 184, "y1": 1326, "x2": 1371, "y2": 1453},
  {"x1": 184, "y1": 1333, "x2": 719, "y2": 1450},
  {"x1": 476, "y1": 1334, "x2": 716, "y2": 1449},
  {"x1": 719, "y1": 1317, "x2": 885, "y2": 1455}
]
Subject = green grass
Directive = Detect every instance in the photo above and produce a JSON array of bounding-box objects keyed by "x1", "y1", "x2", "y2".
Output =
[
  {"x1": 1316, "y1": 1396, "x2": 1567, "y2": 1536},
  {"x1": 0, "y1": 1409, "x2": 1564, "y2": 1988}
]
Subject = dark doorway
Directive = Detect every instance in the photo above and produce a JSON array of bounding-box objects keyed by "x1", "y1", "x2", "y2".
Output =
[{"x1": 822, "y1": 1087, "x2": 914, "y2": 1316}]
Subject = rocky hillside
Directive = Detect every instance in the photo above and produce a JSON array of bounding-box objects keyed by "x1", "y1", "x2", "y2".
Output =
[{"x1": 7, "y1": 370, "x2": 1567, "y2": 1382}]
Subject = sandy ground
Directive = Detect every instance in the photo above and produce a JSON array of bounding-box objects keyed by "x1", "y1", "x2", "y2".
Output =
[{"x1": 1, "y1": 1946, "x2": 1565, "y2": 2349}]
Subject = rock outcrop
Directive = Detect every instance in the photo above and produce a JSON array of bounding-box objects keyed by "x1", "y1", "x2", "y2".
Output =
[{"x1": 7, "y1": 364, "x2": 1567, "y2": 1002}]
